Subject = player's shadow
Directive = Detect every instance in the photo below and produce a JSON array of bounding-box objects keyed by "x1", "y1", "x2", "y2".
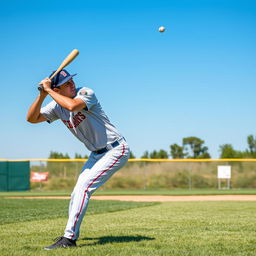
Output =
[{"x1": 79, "y1": 235, "x2": 155, "y2": 247}]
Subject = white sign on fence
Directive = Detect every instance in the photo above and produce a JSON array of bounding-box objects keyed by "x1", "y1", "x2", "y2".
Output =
[{"x1": 217, "y1": 166, "x2": 231, "y2": 179}]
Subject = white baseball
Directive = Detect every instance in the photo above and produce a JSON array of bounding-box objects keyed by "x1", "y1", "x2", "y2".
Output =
[{"x1": 159, "y1": 26, "x2": 165, "y2": 33}]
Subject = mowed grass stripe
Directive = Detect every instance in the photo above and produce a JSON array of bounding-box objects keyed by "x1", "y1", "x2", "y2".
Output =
[
  {"x1": 0, "y1": 201, "x2": 255, "y2": 256},
  {"x1": 0, "y1": 199, "x2": 158, "y2": 224},
  {"x1": 0, "y1": 188, "x2": 256, "y2": 198}
]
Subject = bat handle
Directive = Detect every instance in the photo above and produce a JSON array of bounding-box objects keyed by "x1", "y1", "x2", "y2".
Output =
[{"x1": 37, "y1": 84, "x2": 43, "y2": 91}]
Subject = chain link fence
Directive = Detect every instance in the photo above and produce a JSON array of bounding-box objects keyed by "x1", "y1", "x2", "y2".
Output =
[{"x1": 27, "y1": 159, "x2": 256, "y2": 191}]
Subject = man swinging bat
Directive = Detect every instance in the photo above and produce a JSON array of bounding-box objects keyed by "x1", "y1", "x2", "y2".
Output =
[{"x1": 26, "y1": 67, "x2": 130, "y2": 250}]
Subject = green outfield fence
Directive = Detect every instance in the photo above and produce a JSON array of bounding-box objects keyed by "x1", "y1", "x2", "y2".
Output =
[
  {"x1": 0, "y1": 158, "x2": 256, "y2": 191},
  {"x1": 0, "y1": 161, "x2": 30, "y2": 191}
]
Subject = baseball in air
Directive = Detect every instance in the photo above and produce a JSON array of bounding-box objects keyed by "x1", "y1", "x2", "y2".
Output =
[{"x1": 159, "y1": 26, "x2": 165, "y2": 33}]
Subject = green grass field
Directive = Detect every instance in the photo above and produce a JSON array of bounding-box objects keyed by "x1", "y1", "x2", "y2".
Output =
[
  {"x1": 0, "y1": 188, "x2": 256, "y2": 198},
  {"x1": 0, "y1": 198, "x2": 255, "y2": 256}
]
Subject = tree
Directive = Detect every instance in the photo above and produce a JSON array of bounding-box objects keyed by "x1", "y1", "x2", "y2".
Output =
[
  {"x1": 141, "y1": 151, "x2": 149, "y2": 159},
  {"x1": 48, "y1": 151, "x2": 70, "y2": 159},
  {"x1": 158, "y1": 149, "x2": 168, "y2": 159},
  {"x1": 247, "y1": 135, "x2": 256, "y2": 155},
  {"x1": 149, "y1": 149, "x2": 168, "y2": 159},
  {"x1": 150, "y1": 150, "x2": 158, "y2": 159},
  {"x1": 129, "y1": 151, "x2": 136, "y2": 159},
  {"x1": 199, "y1": 152, "x2": 211, "y2": 158},
  {"x1": 183, "y1": 137, "x2": 211, "y2": 159},
  {"x1": 219, "y1": 144, "x2": 241, "y2": 158},
  {"x1": 74, "y1": 153, "x2": 83, "y2": 159},
  {"x1": 64, "y1": 153, "x2": 70, "y2": 159},
  {"x1": 170, "y1": 144, "x2": 186, "y2": 159}
]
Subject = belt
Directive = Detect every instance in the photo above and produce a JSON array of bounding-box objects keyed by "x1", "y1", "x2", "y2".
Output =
[{"x1": 93, "y1": 139, "x2": 123, "y2": 154}]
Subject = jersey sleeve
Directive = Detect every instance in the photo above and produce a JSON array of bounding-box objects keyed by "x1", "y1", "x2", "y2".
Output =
[
  {"x1": 40, "y1": 101, "x2": 59, "y2": 123},
  {"x1": 75, "y1": 87, "x2": 98, "y2": 110}
]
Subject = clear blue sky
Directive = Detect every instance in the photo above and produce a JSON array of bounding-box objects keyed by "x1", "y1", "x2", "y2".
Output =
[{"x1": 1, "y1": 0, "x2": 256, "y2": 159}]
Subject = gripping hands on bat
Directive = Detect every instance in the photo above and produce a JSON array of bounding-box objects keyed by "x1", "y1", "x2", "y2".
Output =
[{"x1": 38, "y1": 49, "x2": 79, "y2": 91}]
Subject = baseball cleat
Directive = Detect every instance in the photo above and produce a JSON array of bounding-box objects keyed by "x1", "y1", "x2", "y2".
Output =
[{"x1": 44, "y1": 236, "x2": 77, "y2": 250}]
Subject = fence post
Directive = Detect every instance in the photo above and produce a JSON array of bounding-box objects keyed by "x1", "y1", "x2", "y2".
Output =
[
  {"x1": 75, "y1": 161, "x2": 79, "y2": 181},
  {"x1": 188, "y1": 162, "x2": 192, "y2": 190},
  {"x1": 143, "y1": 161, "x2": 147, "y2": 190},
  {"x1": 40, "y1": 160, "x2": 43, "y2": 190}
]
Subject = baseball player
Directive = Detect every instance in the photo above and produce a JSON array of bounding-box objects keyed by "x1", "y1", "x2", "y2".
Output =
[{"x1": 27, "y1": 69, "x2": 130, "y2": 250}]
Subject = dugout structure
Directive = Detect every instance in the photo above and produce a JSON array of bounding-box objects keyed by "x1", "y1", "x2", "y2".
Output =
[{"x1": 0, "y1": 161, "x2": 30, "y2": 191}]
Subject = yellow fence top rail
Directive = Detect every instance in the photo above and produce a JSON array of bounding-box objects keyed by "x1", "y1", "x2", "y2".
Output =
[{"x1": 1, "y1": 158, "x2": 256, "y2": 162}]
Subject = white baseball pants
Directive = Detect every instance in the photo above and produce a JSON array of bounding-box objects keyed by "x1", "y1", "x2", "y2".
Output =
[{"x1": 64, "y1": 140, "x2": 130, "y2": 240}]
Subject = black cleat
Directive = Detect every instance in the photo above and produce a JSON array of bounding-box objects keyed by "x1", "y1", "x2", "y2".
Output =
[{"x1": 44, "y1": 236, "x2": 77, "y2": 250}]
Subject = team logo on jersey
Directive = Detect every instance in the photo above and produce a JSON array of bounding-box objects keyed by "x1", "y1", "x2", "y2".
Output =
[
  {"x1": 60, "y1": 71, "x2": 67, "y2": 77},
  {"x1": 62, "y1": 112, "x2": 86, "y2": 129},
  {"x1": 79, "y1": 89, "x2": 87, "y2": 95}
]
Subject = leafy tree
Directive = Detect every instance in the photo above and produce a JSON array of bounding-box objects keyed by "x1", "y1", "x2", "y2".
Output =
[
  {"x1": 148, "y1": 149, "x2": 168, "y2": 159},
  {"x1": 247, "y1": 135, "x2": 256, "y2": 156},
  {"x1": 74, "y1": 153, "x2": 89, "y2": 159},
  {"x1": 64, "y1": 153, "x2": 70, "y2": 159},
  {"x1": 150, "y1": 150, "x2": 158, "y2": 159},
  {"x1": 141, "y1": 151, "x2": 149, "y2": 159},
  {"x1": 182, "y1": 137, "x2": 211, "y2": 159},
  {"x1": 219, "y1": 144, "x2": 242, "y2": 158},
  {"x1": 170, "y1": 144, "x2": 186, "y2": 159},
  {"x1": 48, "y1": 151, "x2": 70, "y2": 159},
  {"x1": 74, "y1": 153, "x2": 83, "y2": 159},
  {"x1": 129, "y1": 151, "x2": 136, "y2": 159},
  {"x1": 199, "y1": 152, "x2": 211, "y2": 158},
  {"x1": 158, "y1": 149, "x2": 168, "y2": 159}
]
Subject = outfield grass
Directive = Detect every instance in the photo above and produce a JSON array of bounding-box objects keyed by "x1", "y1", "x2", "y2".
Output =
[
  {"x1": 0, "y1": 199, "x2": 255, "y2": 256},
  {"x1": 95, "y1": 188, "x2": 256, "y2": 196},
  {"x1": 0, "y1": 199, "x2": 158, "y2": 224},
  {"x1": 0, "y1": 188, "x2": 256, "y2": 198}
]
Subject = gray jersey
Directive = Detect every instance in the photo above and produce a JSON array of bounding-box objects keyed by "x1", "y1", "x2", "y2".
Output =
[{"x1": 40, "y1": 87, "x2": 123, "y2": 151}]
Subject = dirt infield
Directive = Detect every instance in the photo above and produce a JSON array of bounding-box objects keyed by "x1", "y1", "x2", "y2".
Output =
[{"x1": 5, "y1": 195, "x2": 256, "y2": 201}]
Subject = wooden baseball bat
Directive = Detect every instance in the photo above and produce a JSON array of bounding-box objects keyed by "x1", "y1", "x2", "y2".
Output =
[{"x1": 38, "y1": 49, "x2": 79, "y2": 90}]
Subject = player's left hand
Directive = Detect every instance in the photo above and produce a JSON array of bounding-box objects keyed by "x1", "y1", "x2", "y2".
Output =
[{"x1": 39, "y1": 78, "x2": 52, "y2": 93}]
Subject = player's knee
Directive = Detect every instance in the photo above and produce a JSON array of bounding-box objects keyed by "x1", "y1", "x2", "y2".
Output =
[{"x1": 84, "y1": 189, "x2": 93, "y2": 198}]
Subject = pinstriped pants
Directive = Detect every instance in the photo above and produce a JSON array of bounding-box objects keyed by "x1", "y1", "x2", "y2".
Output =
[{"x1": 64, "y1": 141, "x2": 130, "y2": 240}]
